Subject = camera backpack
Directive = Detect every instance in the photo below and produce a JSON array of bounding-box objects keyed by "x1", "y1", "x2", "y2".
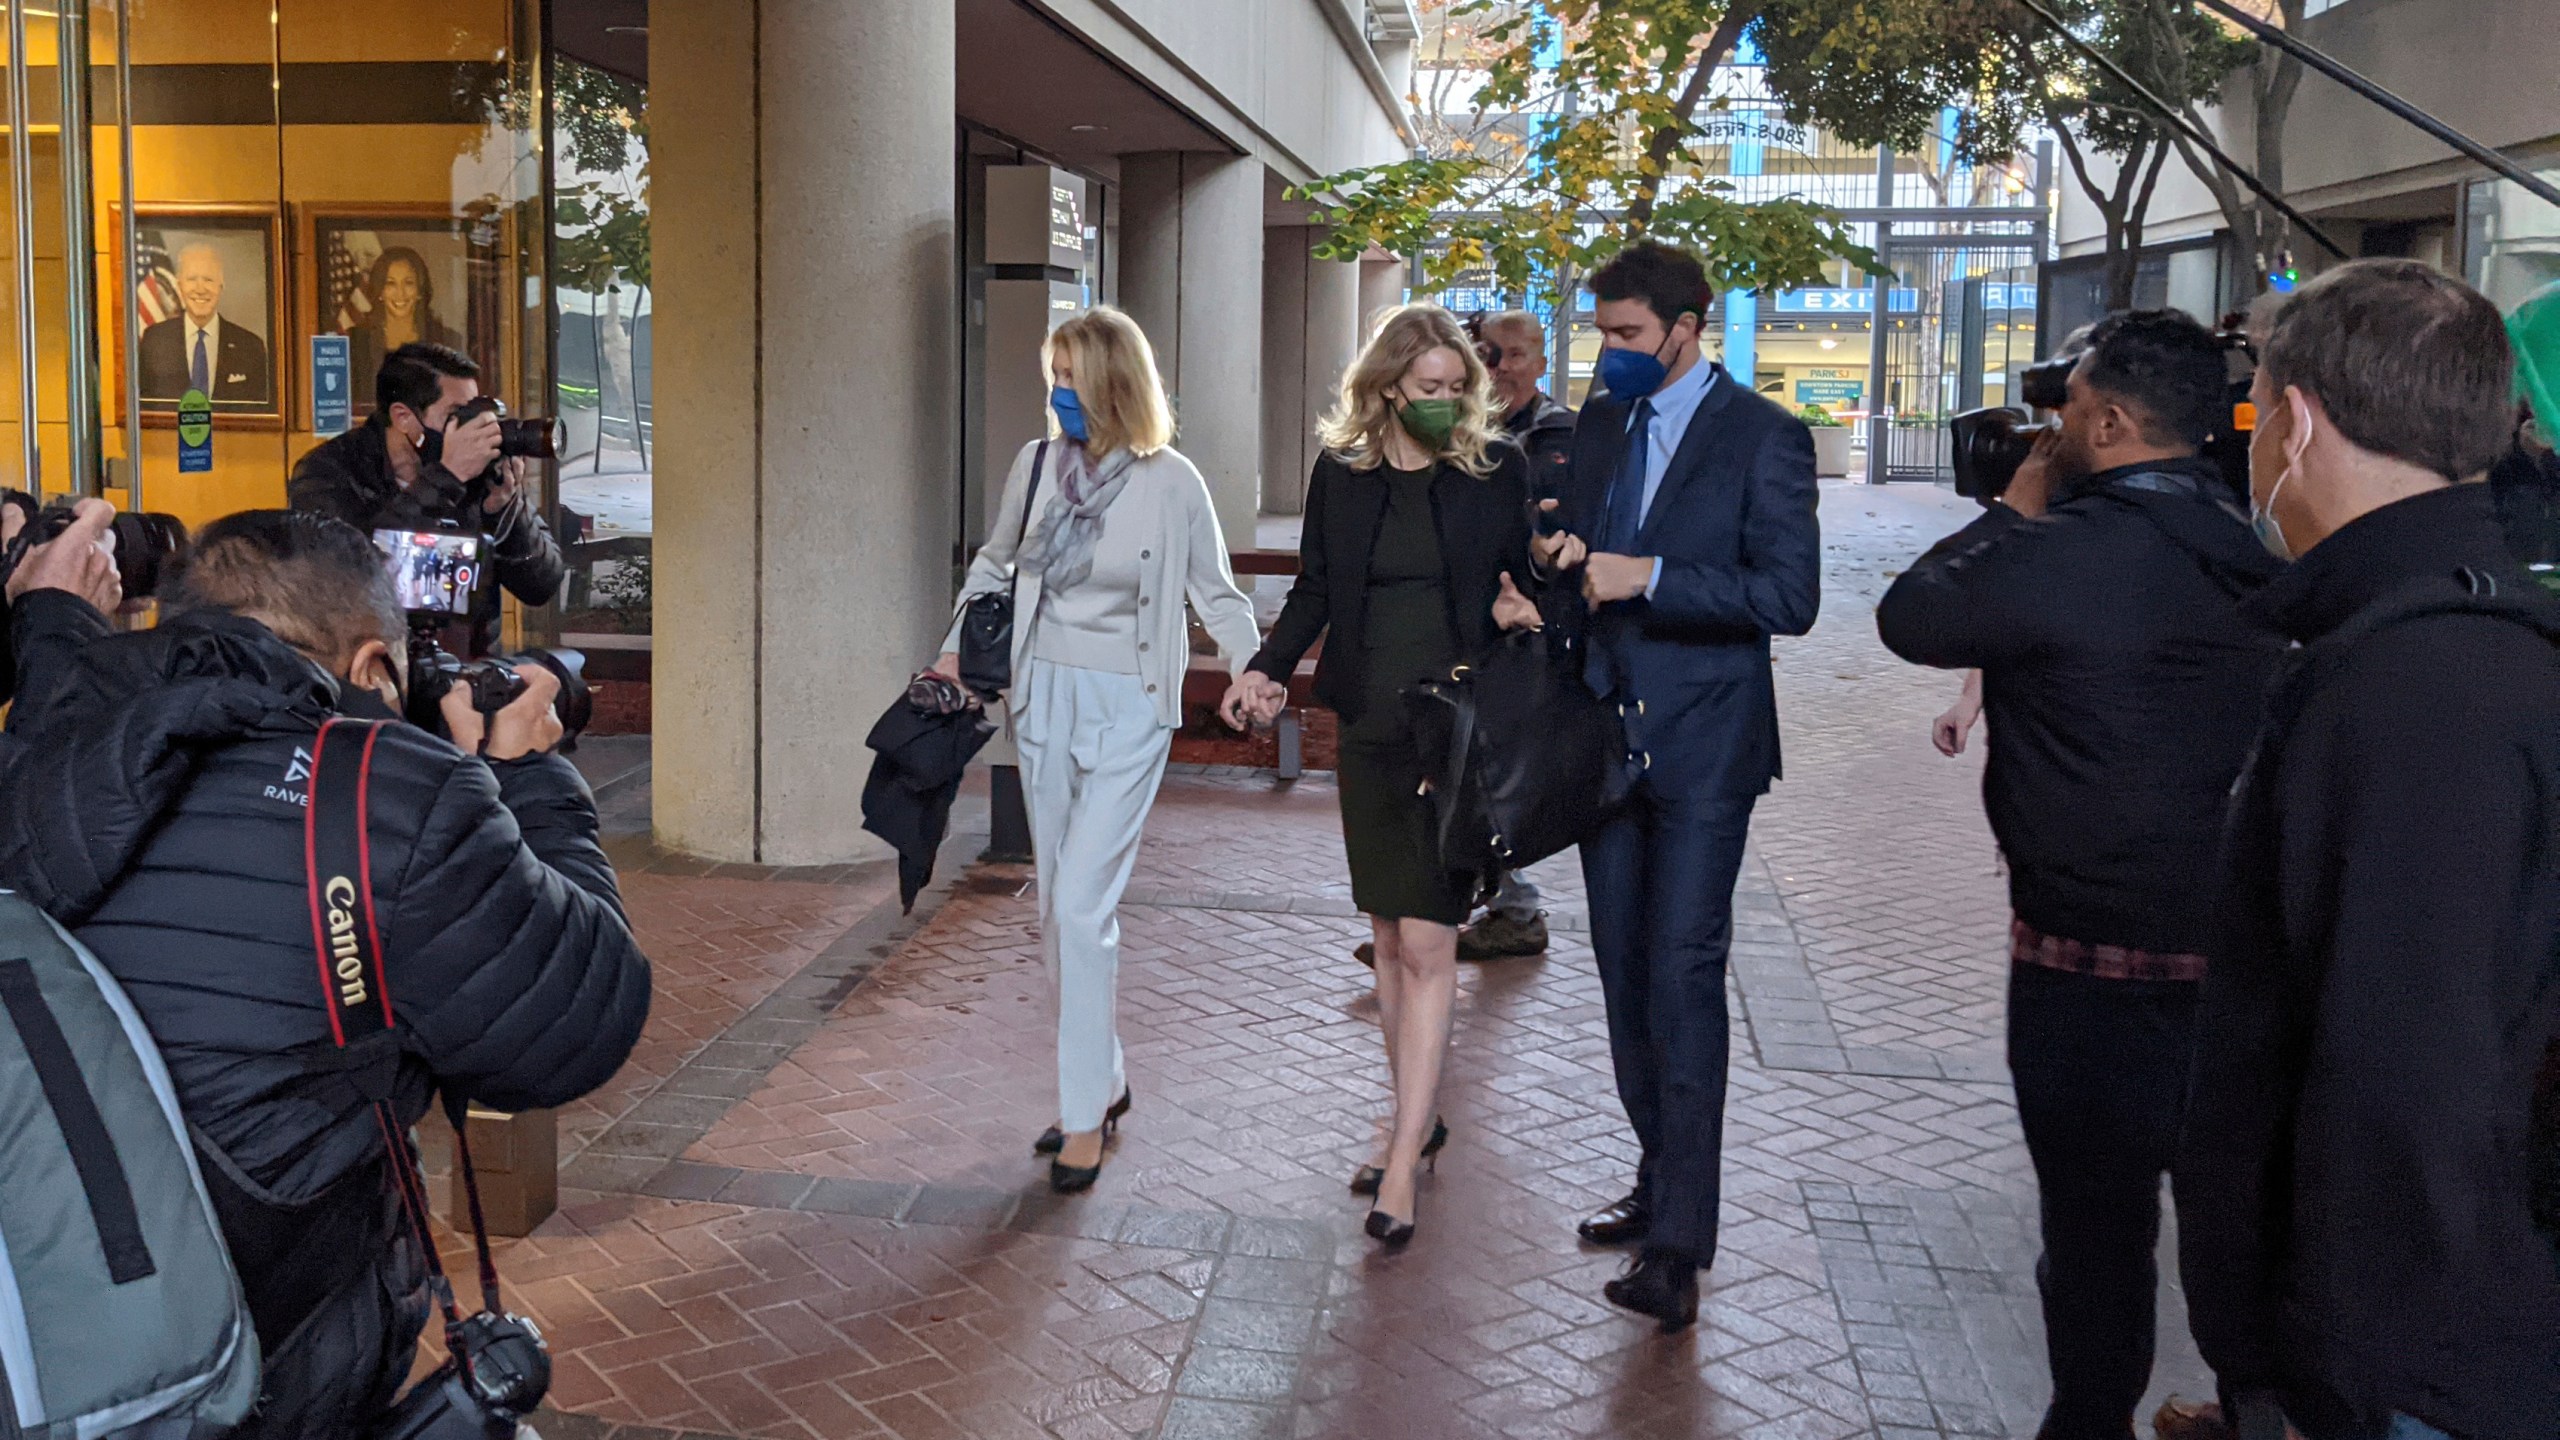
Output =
[{"x1": 0, "y1": 891, "x2": 261, "y2": 1437}]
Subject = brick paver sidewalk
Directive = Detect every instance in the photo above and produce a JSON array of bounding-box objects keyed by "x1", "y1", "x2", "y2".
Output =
[{"x1": 495, "y1": 481, "x2": 2209, "y2": 1440}]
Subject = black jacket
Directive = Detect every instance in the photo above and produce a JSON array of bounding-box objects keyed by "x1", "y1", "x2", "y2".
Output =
[
  {"x1": 287, "y1": 420, "x2": 568, "y2": 651},
  {"x1": 2177, "y1": 483, "x2": 2560, "y2": 1440},
  {"x1": 860, "y1": 696, "x2": 993, "y2": 910},
  {"x1": 0, "y1": 607, "x2": 650, "y2": 1435},
  {"x1": 1248, "y1": 446, "x2": 1533, "y2": 723},
  {"x1": 1876, "y1": 458, "x2": 2285, "y2": 953},
  {"x1": 1505, "y1": 391, "x2": 1577, "y2": 502}
]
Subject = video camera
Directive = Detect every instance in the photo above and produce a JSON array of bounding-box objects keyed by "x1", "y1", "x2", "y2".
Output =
[
  {"x1": 1949, "y1": 329, "x2": 2258, "y2": 502},
  {"x1": 371, "y1": 527, "x2": 591, "y2": 750},
  {"x1": 0, "y1": 490, "x2": 189, "y2": 600}
]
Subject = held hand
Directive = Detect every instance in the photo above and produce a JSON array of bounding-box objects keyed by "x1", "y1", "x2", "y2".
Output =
[
  {"x1": 1581, "y1": 552, "x2": 1653, "y2": 609},
  {"x1": 6, "y1": 497, "x2": 122, "y2": 613},
  {"x1": 440, "y1": 664, "x2": 564, "y2": 761},
  {"x1": 440, "y1": 411, "x2": 505, "y2": 483},
  {"x1": 1220, "y1": 671, "x2": 1285, "y2": 731},
  {"x1": 1491, "y1": 572, "x2": 1543, "y2": 632},
  {"x1": 2002, "y1": 426, "x2": 2063, "y2": 518},
  {"x1": 480, "y1": 456, "x2": 527, "y2": 514}
]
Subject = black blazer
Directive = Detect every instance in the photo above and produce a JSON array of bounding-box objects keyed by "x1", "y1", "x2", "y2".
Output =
[
  {"x1": 1249, "y1": 443, "x2": 1534, "y2": 723},
  {"x1": 1555, "y1": 367, "x2": 1819, "y2": 797},
  {"x1": 139, "y1": 316, "x2": 272, "y2": 408}
]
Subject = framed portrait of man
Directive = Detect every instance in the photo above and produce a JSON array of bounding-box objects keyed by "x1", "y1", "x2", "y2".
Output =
[
  {"x1": 122, "y1": 205, "x2": 286, "y2": 424},
  {"x1": 299, "y1": 206, "x2": 509, "y2": 421}
]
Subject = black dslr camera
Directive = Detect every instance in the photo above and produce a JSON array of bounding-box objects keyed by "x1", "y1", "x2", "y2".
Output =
[
  {"x1": 0, "y1": 489, "x2": 190, "y2": 599},
  {"x1": 374, "y1": 1310, "x2": 550, "y2": 1440},
  {"x1": 372, "y1": 527, "x2": 591, "y2": 749},
  {"x1": 448, "y1": 396, "x2": 562, "y2": 464}
]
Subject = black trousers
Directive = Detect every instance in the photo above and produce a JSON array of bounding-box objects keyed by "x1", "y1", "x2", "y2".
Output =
[
  {"x1": 1582, "y1": 786, "x2": 1757, "y2": 1264},
  {"x1": 2007, "y1": 960, "x2": 2202, "y2": 1440}
]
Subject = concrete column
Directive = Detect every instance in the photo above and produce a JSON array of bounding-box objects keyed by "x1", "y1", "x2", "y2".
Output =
[
  {"x1": 1259, "y1": 228, "x2": 1310, "y2": 516},
  {"x1": 1359, "y1": 256, "x2": 1406, "y2": 340},
  {"x1": 1260, "y1": 227, "x2": 1363, "y2": 517},
  {"x1": 1117, "y1": 151, "x2": 1264, "y2": 548},
  {"x1": 651, "y1": 1, "x2": 957, "y2": 864}
]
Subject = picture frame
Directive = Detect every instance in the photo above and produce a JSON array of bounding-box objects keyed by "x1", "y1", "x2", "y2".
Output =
[
  {"x1": 297, "y1": 205, "x2": 513, "y2": 425},
  {"x1": 113, "y1": 204, "x2": 288, "y2": 430}
]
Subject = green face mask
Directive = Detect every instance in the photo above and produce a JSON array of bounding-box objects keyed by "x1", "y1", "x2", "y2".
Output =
[{"x1": 1395, "y1": 397, "x2": 1462, "y2": 449}]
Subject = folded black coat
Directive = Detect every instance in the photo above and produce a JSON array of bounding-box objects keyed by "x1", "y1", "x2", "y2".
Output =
[{"x1": 860, "y1": 695, "x2": 993, "y2": 910}]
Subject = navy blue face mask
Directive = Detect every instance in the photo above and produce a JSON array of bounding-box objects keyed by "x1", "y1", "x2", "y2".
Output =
[
  {"x1": 1594, "y1": 316, "x2": 1691, "y2": 402},
  {"x1": 1051, "y1": 385, "x2": 1089, "y2": 442}
]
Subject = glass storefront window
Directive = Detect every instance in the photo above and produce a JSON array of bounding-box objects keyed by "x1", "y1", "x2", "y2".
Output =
[{"x1": 2, "y1": 0, "x2": 552, "y2": 581}]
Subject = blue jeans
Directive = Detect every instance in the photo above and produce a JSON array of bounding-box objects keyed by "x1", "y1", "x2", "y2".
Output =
[{"x1": 2378, "y1": 1415, "x2": 2452, "y2": 1440}]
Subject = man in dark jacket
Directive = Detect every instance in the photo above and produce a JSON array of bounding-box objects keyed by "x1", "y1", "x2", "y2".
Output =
[
  {"x1": 2180, "y1": 259, "x2": 2560, "y2": 1440},
  {"x1": 0, "y1": 510, "x2": 650, "y2": 1438},
  {"x1": 1877, "y1": 309, "x2": 2286, "y2": 1440},
  {"x1": 287, "y1": 342, "x2": 565, "y2": 654}
]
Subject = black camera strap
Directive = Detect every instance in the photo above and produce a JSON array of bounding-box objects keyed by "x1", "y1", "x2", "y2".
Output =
[{"x1": 303, "y1": 718, "x2": 506, "y2": 1329}]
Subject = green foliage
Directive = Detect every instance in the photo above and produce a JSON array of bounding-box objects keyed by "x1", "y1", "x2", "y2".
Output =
[
  {"x1": 590, "y1": 551, "x2": 652, "y2": 631},
  {"x1": 554, "y1": 58, "x2": 651, "y2": 295},
  {"x1": 1798, "y1": 403, "x2": 1845, "y2": 426},
  {"x1": 1291, "y1": 0, "x2": 1888, "y2": 306}
]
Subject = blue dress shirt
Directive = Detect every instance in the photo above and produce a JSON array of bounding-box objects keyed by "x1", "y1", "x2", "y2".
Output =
[{"x1": 1623, "y1": 358, "x2": 1718, "y2": 594}]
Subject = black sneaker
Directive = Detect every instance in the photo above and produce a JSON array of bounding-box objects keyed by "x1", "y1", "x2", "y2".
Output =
[{"x1": 1457, "y1": 911, "x2": 1548, "y2": 961}]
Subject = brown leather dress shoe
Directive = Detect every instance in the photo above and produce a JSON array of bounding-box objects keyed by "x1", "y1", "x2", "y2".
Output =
[{"x1": 1577, "y1": 1192, "x2": 1651, "y2": 1246}]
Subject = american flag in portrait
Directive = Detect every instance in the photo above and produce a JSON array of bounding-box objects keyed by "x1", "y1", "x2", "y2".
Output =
[{"x1": 134, "y1": 231, "x2": 178, "y2": 327}]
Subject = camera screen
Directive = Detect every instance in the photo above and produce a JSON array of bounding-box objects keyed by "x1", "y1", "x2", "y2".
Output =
[{"x1": 374, "y1": 529, "x2": 481, "y2": 616}]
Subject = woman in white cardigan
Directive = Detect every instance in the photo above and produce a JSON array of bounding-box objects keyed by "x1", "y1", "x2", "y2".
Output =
[{"x1": 933, "y1": 305, "x2": 1261, "y2": 1192}]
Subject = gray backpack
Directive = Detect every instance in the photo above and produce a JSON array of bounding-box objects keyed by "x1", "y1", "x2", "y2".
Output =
[{"x1": 0, "y1": 891, "x2": 259, "y2": 1437}]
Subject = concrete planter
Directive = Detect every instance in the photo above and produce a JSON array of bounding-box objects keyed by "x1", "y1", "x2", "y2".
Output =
[{"x1": 1811, "y1": 426, "x2": 1855, "y2": 477}]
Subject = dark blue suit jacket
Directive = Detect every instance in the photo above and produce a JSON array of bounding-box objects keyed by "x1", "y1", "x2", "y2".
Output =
[{"x1": 1559, "y1": 366, "x2": 1820, "y2": 797}]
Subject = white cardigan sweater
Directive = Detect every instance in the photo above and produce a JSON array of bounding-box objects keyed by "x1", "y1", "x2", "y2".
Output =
[{"x1": 945, "y1": 440, "x2": 1261, "y2": 728}]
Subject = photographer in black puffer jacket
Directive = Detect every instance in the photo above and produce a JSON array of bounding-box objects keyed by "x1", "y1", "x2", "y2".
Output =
[{"x1": 0, "y1": 509, "x2": 650, "y2": 1438}]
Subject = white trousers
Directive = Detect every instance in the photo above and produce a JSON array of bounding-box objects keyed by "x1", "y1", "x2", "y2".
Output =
[{"x1": 1014, "y1": 659, "x2": 1172, "y2": 1131}]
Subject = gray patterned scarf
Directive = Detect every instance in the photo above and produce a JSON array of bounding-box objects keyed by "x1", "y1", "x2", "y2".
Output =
[{"x1": 1018, "y1": 444, "x2": 1137, "y2": 592}]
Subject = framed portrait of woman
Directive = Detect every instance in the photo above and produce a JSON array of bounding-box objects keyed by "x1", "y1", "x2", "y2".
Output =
[
  {"x1": 297, "y1": 206, "x2": 511, "y2": 423},
  {"x1": 112, "y1": 204, "x2": 288, "y2": 427}
]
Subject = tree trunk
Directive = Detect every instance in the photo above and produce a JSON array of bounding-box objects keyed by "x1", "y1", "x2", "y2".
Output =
[
  {"x1": 1624, "y1": 1, "x2": 1763, "y2": 229},
  {"x1": 599, "y1": 284, "x2": 637, "y2": 466}
]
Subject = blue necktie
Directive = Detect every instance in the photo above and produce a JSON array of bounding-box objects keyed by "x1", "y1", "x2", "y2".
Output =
[
  {"x1": 1605, "y1": 398, "x2": 1654, "y2": 555},
  {"x1": 191, "y1": 330, "x2": 209, "y2": 395}
]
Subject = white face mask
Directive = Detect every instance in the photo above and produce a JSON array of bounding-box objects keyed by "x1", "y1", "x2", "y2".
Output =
[{"x1": 2249, "y1": 465, "x2": 2295, "y2": 562}]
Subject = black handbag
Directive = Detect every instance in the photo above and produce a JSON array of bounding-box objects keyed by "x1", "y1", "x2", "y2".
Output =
[
  {"x1": 957, "y1": 439, "x2": 1048, "y2": 698},
  {"x1": 1402, "y1": 588, "x2": 1637, "y2": 899}
]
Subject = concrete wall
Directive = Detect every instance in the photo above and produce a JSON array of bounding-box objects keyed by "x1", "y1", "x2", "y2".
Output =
[
  {"x1": 1036, "y1": 0, "x2": 1411, "y2": 184},
  {"x1": 2055, "y1": 0, "x2": 2560, "y2": 254}
]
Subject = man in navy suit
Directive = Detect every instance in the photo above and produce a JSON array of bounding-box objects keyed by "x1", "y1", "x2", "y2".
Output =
[{"x1": 1548, "y1": 241, "x2": 1821, "y2": 1329}]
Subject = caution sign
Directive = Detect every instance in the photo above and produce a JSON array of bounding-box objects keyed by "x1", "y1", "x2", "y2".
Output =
[{"x1": 177, "y1": 389, "x2": 213, "y2": 473}]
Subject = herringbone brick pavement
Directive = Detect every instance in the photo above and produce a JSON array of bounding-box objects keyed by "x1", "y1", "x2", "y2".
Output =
[{"x1": 481, "y1": 480, "x2": 2207, "y2": 1440}]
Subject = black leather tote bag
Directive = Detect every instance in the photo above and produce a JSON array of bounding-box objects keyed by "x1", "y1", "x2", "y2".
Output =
[
  {"x1": 1402, "y1": 588, "x2": 1637, "y2": 898},
  {"x1": 957, "y1": 439, "x2": 1048, "y2": 698}
]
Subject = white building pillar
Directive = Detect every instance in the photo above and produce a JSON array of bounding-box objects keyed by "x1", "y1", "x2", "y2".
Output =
[{"x1": 650, "y1": 0, "x2": 958, "y2": 864}]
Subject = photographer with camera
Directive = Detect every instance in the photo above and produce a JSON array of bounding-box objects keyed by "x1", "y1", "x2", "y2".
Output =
[
  {"x1": 1875, "y1": 309, "x2": 2286, "y2": 1440},
  {"x1": 0, "y1": 508, "x2": 650, "y2": 1437},
  {"x1": 288, "y1": 342, "x2": 564, "y2": 653}
]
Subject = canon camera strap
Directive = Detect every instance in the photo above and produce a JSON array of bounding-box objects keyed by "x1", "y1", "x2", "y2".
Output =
[{"x1": 303, "y1": 718, "x2": 506, "y2": 1327}]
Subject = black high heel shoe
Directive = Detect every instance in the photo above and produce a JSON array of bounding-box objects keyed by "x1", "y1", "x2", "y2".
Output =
[
  {"x1": 1047, "y1": 1097, "x2": 1131, "y2": 1194},
  {"x1": 1364, "y1": 1207, "x2": 1417, "y2": 1249},
  {"x1": 1034, "y1": 1087, "x2": 1132, "y2": 1157},
  {"x1": 1350, "y1": 1117, "x2": 1448, "y2": 1197}
]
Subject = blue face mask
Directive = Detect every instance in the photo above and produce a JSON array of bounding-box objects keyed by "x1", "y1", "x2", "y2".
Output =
[
  {"x1": 1595, "y1": 320, "x2": 1685, "y2": 402},
  {"x1": 1051, "y1": 385, "x2": 1088, "y2": 442}
]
